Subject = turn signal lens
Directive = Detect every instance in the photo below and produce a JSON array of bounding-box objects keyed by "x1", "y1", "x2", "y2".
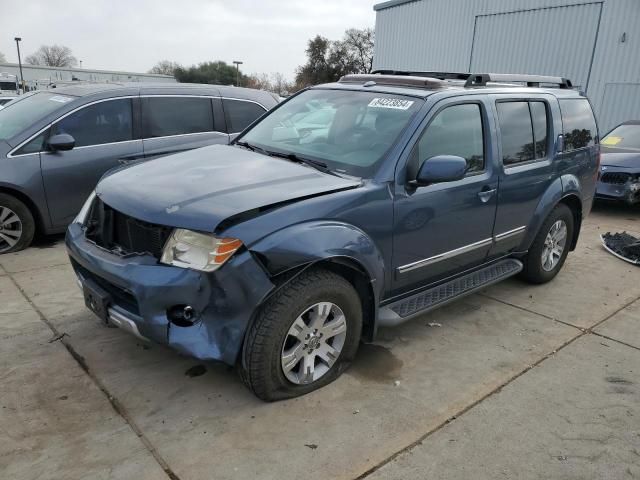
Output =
[{"x1": 160, "y1": 229, "x2": 243, "y2": 272}]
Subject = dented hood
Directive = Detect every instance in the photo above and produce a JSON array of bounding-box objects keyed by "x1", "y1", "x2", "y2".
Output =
[
  {"x1": 600, "y1": 148, "x2": 640, "y2": 169},
  {"x1": 97, "y1": 144, "x2": 360, "y2": 232}
]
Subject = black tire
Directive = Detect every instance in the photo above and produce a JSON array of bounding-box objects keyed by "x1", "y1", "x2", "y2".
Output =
[
  {"x1": 239, "y1": 268, "x2": 362, "y2": 401},
  {"x1": 520, "y1": 203, "x2": 574, "y2": 284},
  {"x1": 0, "y1": 193, "x2": 35, "y2": 254}
]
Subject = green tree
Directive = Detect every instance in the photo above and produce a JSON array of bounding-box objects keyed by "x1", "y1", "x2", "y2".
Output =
[
  {"x1": 174, "y1": 61, "x2": 247, "y2": 86},
  {"x1": 295, "y1": 28, "x2": 375, "y2": 89}
]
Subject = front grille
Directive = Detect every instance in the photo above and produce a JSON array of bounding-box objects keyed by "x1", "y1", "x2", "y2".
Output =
[
  {"x1": 601, "y1": 172, "x2": 631, "y2": 185},
  {"x1": 86, "y1": 198, "x2": 172, "y2": 259}
]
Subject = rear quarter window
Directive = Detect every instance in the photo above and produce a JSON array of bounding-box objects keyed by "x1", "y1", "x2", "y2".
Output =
[
  {"x1": 559, "y1": 99, "x2": 598, "y2": 151},
  {"x1": 223, "y1": 99, "x2": 266, "y2": 133}
]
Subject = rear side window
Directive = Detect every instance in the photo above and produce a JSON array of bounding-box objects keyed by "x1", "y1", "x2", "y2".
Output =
[
  {"x1": 559, "y1": 99, "x2": 597, "y2": 151},
  {"x1": 497, "y1": 100, "x2": 549, "y2": 166},
  {"x1": 223, "y1": 99, "x2": 266, "y2": 133},
  {"x1": 52, "y1": 98, "x2": 133, "y2": 148},
  {"x1": 415, "y1": 103, "x2": 485, "y2": 174},
  {"x1": 143, "y1": 97, "x2": 213, "y2": 138}
]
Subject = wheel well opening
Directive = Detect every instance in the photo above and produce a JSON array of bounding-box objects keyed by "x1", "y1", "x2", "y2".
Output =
[
  {"x1": 0, "y1": 187, "x2": 45, "y2": 235},
  {"x1": 313, "y1": 259, "x2": 376, "y2": 343},
  {"x1": 559, "y1": 195, "x2": 582, "y2": 250}
]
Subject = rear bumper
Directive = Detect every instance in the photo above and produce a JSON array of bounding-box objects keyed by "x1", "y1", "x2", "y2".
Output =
[{"x1": 66, "y1": 223, "x2": 275, "y2": 365}]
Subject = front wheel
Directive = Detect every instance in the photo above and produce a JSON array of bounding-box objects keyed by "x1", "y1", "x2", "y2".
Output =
[
  {"x1": 520, "y1": 203, "x2": 574, "y2": 284},
  {"x1": 0, "y1": 193, "x2": 35, "y2": 254},
  {"x1": 239, "y1": 268, "x2": 362, "y2": 401}
]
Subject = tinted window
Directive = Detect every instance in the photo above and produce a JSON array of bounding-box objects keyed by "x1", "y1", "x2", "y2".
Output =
[
  {"x1": 52, "y1": 99, "x2": 132, "y2": 147},
  {"x1": 144, "y1": 97, "x2": 213, "y2": 138},
  {"x1": 416, "y1": 103, "x2": 485, "y2": 174},
  {"x1": 15, "y1": 131, "x2": 48, "y2": 155},
  {"x1": 530, "y1": 102, "x2": 548, "y2": 158},
  {"x1": 223, "y1": 99, "x2": 266, "y2": 132},
  {"x1": 559, "y1": 99, "x2": 597, "y2": 151},
  {"x1": 0, "y1": 92, "x2": 73, "y2": 141},
  {"x1": 497, "y1": 102, "x2": 535, "y2": 165}
]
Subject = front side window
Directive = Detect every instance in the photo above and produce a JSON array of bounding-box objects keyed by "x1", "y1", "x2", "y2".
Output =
[
  {"x1": 559, "y1": 99, "x2": 597, "y2": 151},
  {"x1": 497, "y1": 100, "x2": 549, "y2": 166},
  {"x1": 0, "y1": 92, "x2": 74, "y2": 141},
  {"x1": 239, "y1": 89, "x2": 422, "y2": 178},
  {"x1": 413, "y1": 103, "x2": 485, "y2": 176},
  {"x1": 223, "y1": 99, "x2": 266, "y2": 133},
  {"x1": 143, "y1": 97, "x2": 213, "y2": 138},
  {"x1": 52, "y1": 98, "x2": 133, "y2": 148}
]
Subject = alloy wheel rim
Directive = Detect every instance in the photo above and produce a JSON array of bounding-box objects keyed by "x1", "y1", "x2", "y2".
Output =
[
  {"x1": 0, "y1": 206, "x2": 22, "y2": 253},
  {"x1": 281, "y1": 301, "x2": 347, "y2": 385},
  {"x1": 541, "y1": 219, "x2": 567, "y2": 272}
]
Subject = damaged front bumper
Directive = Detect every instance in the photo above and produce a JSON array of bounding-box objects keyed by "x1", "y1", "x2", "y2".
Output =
[
  {"x1": 66, "y1": 223, "x2": 275, "y2": 365},
  {"x1": 595, "y1": 170, "x2": 640, "y2": 205}
]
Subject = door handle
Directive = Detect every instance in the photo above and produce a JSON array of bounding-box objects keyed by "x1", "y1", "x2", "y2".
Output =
[{"x1": 478, "y1": 187, "x2": 497, "y2": 203}]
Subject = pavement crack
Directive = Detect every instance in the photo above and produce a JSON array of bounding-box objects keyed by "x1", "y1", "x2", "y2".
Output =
[
  {"x1": 2, "y1": 264, "x2": 182, "y2": 480},
  {"x1": 591, "y1": 332, "x2": 640, "y2": 353}
]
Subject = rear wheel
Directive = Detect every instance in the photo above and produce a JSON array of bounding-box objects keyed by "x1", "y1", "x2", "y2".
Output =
[
  {"x1": 239, "y1": 268, "x2": 362, "y2": 401},
  {"x1": 520, "y1": 203, "x2": 574, "y2": 284},
  {"x1": 0, "y1": 193, "x2": 35, "y2": 254}
]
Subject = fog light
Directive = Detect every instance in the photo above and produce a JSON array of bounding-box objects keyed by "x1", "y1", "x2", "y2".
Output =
[{"x1": 168, "y1": 305, "x2": 197, "y2": 327}]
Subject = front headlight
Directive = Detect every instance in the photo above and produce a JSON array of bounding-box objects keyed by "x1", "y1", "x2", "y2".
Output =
[
  {"x1": 160, "y1": 229, "x2": 243, "y2": 272},
  {"x1": 74, "y1": 190, "x2": 96, "y2": 225}
]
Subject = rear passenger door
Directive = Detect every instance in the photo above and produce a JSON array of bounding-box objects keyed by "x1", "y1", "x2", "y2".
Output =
[
  {"x1": 488, "y1": 95, "x2": 558, "y2": 257},
  {"x1": 222, "y1": 98, "x2": 267, "y2": 140},
  {"x1": 141, "y1": 96, "x2": 229, "y2": 159}
]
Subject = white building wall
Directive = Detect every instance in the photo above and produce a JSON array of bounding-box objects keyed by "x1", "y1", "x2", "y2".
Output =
[
  {"x1": 374, "y1": 0, "x2": 640, "y2": 132},
  {"x1": 0, "y1": 62, "x2": 175, "y2": 90}
]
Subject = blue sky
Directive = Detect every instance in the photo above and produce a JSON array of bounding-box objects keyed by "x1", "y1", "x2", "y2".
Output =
[{"x1": 0, "y1": 0, "x2": 376, "y2": 79}]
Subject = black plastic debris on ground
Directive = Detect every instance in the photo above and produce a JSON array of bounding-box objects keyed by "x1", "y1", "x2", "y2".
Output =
[{"x1": 601, "y1": 232, "x2": 640, "y2": 265}]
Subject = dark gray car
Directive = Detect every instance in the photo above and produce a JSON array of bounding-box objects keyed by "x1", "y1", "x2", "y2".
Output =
[{"x1": 0, "y1": 83, "x2": 278, "y2": 253}]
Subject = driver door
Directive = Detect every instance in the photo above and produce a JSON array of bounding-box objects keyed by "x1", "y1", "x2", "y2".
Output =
[
  {"x1": 391, "y1": 99, "x2": 499, "y2": 296},
  {"x1": 41, "y1": 97, "x2": 143, "y2": 228}
]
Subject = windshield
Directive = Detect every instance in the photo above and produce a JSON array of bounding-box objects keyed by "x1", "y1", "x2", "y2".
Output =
[
  {"x1": 602, "y1": 124, "x2": 640, "y2": 151},
  {"x1": 0, "y1": 92, "x2": 75, "y2": 141},
  {"x1": 0, "y1": 81, "x2": 17, "y2": 91},
  {"x1": 239, "y1": 89, "x2": 422, "y2": 177}
]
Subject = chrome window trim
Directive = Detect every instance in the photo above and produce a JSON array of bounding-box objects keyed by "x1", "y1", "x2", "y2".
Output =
[
  {"x1": 494, "y1": 226, "x2": 526, "y2": 242},
  {"x1": 397, "y1": 238, "x2": 494, "y2": 274},
  {"x1": 142, "y1": 130, "x2": 228, "y2": 141},
  {"x1": 7, "y1": 95, "x2": 138, "y2": 158},
  {"x1": 40, "y1": 138, "x2": 142, "y2": 154}
]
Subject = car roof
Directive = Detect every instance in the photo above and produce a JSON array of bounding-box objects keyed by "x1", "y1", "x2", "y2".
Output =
[
  {"x1": 42, "y1": 82, "x2": 278, "y2": 105},
  {"x1": 619, "y1": 120, "x2": 640, "y2": 126}
]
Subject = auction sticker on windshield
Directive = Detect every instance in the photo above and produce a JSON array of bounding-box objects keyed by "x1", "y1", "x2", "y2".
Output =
[
  {"x1": 49, "y1": 95, "x2": 73, "y2": 103},
  {"x1": 368, "y1": 98, "x2": 414, "y2": 110}
]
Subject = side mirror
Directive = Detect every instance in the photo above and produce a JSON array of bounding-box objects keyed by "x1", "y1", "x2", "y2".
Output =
[
  {"x1": 411, "y1": 155, "x2": 467, "y2": 187},
  {"x1": 48, "y1": 133, "x2": 75, "y2": 152}
]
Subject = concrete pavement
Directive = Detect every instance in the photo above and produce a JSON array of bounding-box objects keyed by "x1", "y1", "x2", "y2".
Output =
[{"x1": 0, "y1": 203, "x2": 638, "y2": 479}]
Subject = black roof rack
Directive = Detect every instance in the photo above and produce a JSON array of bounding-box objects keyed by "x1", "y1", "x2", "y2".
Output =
[
  {"x1": 370, "y1": 70, "x2": 573, "y2": 89},
  {"x1": 464, "y1": 73, "x2": 573, "y2": 89}
]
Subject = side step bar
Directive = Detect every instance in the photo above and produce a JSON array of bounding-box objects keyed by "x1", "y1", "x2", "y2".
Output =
[{"x1": 378, "y1": 258, "x2": 523, "y2": 327}]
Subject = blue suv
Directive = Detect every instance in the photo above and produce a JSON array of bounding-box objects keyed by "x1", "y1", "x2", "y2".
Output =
[{"x1": 66, "y1": 72, "x2": 599, "y2": 400}]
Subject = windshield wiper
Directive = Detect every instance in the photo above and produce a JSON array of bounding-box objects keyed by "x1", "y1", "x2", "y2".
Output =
[
  {"x1": 235, "y1": 140, "x2": 267, "y2": 154},
  {"x1": 264, "y1": 150, "x2": 337, "y2": 176}
]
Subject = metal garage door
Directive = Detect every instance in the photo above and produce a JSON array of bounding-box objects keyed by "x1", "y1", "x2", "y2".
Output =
[
  {"x1": 470, "y1": 3, "x2": 603, "y2": 91},
  {"x1": 598, "y1": 83, "x2": 640, "y2": 134}
]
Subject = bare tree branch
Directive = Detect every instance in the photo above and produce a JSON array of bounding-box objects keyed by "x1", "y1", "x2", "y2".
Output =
[{"x1": 25, "y1": 45, "x2": 77, "y2": 67}]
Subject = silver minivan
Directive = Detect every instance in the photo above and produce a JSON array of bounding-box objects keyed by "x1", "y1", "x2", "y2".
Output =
[{"x1": 0, "y1": 82, "x2": 278, "y2": 252}]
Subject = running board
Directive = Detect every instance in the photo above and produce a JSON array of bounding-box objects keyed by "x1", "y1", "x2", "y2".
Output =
[{"x1": 378, "y1": 258, "x2": 523, "y2": 327}]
